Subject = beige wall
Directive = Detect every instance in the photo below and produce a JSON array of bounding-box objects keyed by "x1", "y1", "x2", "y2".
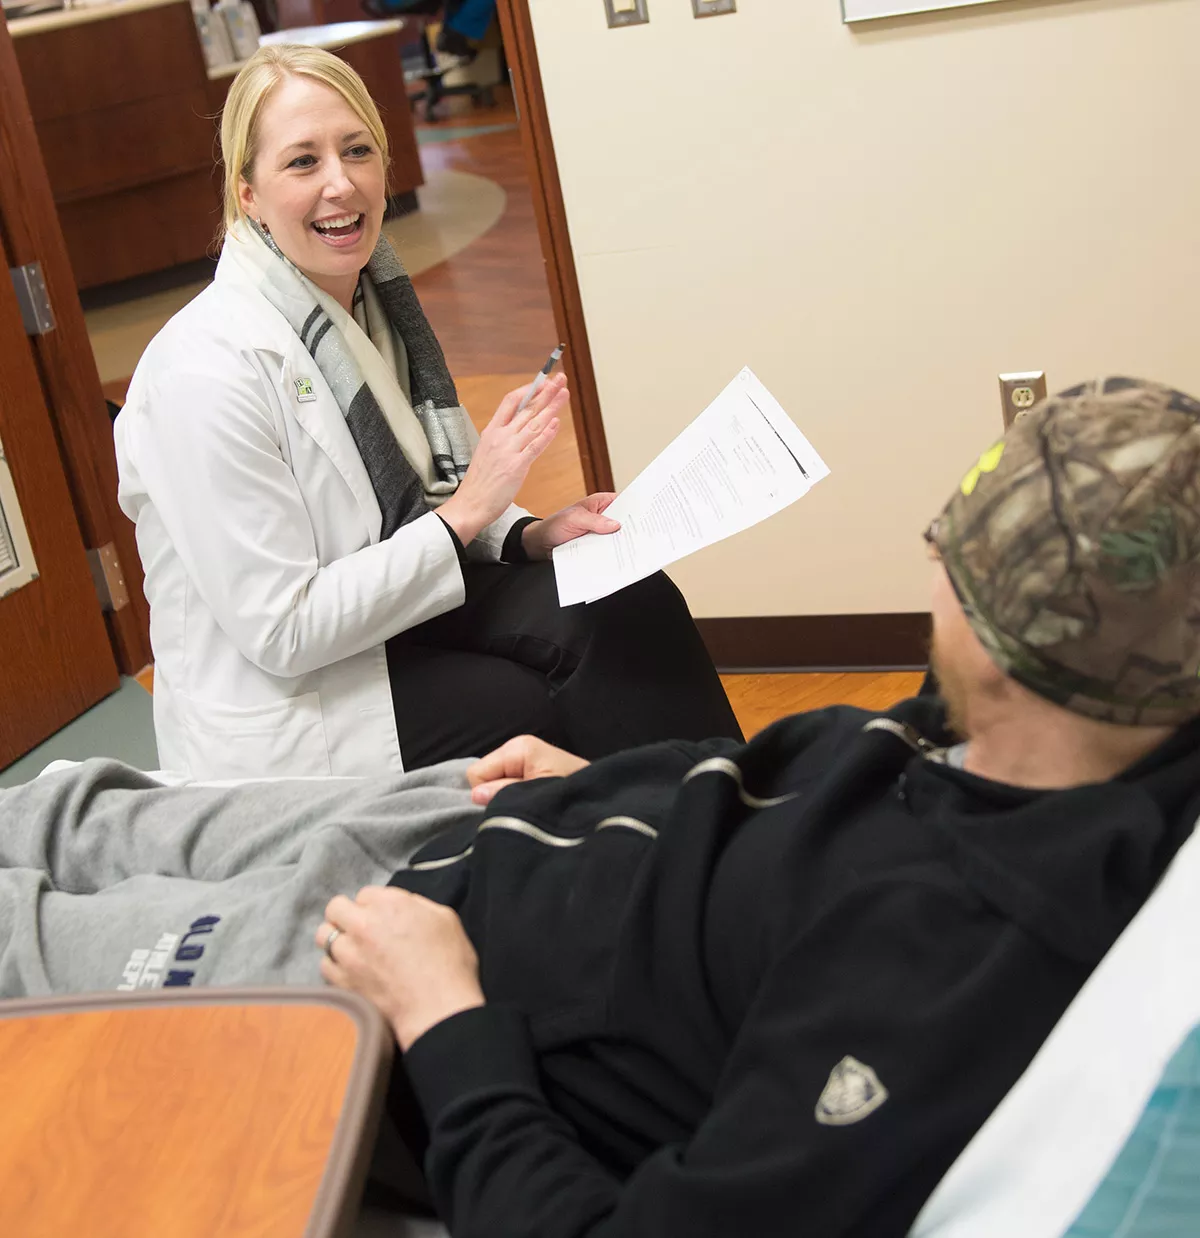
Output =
[{"x1": 528, "y1": 0, "x2": 1199, "y2": 617}]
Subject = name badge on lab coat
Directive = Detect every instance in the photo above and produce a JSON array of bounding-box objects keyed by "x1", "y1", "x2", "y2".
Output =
[{"x1": 294, "y1": 377, "x2": 317, "y2": 403}]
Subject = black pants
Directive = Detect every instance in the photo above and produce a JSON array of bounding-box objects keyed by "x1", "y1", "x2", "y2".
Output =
[{"x1": 385, "y1": 563, "x2": 743, "y2": 767}]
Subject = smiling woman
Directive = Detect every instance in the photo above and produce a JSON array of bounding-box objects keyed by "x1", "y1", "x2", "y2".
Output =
[
  {"x1": 111, "y1": 45, "x2": 741, "y2": 781},
  {"x1": 224, "y1": 61, "x2": 388, "y2": 313}
]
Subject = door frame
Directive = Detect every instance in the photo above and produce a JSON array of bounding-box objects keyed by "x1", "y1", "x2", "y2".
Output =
[
  {"x1": 495, "y1": 0, "x2": 614, "y2": 494},
  {"x1": 0, "y1": 11, "x2": 152, "y2": 675}
]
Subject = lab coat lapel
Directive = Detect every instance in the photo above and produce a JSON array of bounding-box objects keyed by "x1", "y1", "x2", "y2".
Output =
[{"x1": 282, "y1": 336, "x2": 384, "y2": 545}]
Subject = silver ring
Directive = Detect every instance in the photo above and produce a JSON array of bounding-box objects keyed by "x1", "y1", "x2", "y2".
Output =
[{"x1": 323, "y1": 927, "x2": 342, "y2": 962}]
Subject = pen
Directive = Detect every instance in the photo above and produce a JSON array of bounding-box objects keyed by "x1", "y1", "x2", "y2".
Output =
[{"x1": 516, "y1": 344, "x2": 566, "y2": 413}]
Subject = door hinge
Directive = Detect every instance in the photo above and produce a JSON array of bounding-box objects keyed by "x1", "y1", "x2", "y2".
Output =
[
  {"x1": 87, "y1": 542, "x2": 129, "y2": 613},
  {"x1": 9, "y1": 262, "x2": 56, "y2": 336}
]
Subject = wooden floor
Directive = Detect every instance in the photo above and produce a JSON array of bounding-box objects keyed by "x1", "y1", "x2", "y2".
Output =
[
  {"x1": 124, "y1": 96, "x2": 926, "y2": 740},
  {"x1": 411, "y1": 99, "x2": 586, "y2": 517},
  {"x1": 721, "y1": 671, "x2": 923, "y2": 737},
  {"x1": 413, "y1": 102, "x2": 556, "y2": 377}
]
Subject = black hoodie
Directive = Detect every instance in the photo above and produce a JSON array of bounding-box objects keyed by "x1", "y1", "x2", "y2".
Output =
[{"x1": 392, "y1": 696, "x2": 1200, "y2": 1238}]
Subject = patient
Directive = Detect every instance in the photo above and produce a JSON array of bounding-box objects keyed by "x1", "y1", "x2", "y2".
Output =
[{"x1": 3, "y1": 377, "x2": 1200, "y2": 1237}]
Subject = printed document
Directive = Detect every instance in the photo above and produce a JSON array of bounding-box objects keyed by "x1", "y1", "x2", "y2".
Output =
[{"x1": 553, "y1": 367, "x2": 829, "y2": 605}]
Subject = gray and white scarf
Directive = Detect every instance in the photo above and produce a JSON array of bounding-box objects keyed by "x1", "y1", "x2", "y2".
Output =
[{"x1": 224, "y1": 220, "x2": 475, "y2": 539}]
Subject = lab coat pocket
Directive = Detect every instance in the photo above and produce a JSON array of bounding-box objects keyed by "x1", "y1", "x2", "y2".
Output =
[{"x1": 178, "y1": 690, "x2": 333, "y2": 779}]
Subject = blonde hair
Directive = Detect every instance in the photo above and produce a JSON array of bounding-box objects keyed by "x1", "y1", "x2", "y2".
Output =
[{"x1": 219, "y1": 44, "x2": 390, "y2": 235}]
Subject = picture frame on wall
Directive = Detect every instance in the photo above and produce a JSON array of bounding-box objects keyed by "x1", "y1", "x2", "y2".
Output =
[{"x1": 842, "y1": 0, "x2": 1005, "y2": 20}]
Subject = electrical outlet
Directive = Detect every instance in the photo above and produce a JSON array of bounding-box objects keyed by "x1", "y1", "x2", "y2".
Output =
[
  {"x1": 998, "y1": 372, "x2": 1048, "y2": 429},
  {"x1": 693, "y1": 0, "x2": 737, "y2": 15},
  {"x1": 605, "y1": 0, "x2": 649, "y2": 27}
]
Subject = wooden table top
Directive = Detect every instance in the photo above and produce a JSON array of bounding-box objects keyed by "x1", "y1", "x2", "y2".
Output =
[{"x1": 0, "y1": 988, "x2": 392, "y2": 1237}]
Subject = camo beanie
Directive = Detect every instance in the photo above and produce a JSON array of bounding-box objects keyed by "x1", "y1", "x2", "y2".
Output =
[{"x1": 927, "y1": 377, "x2": 1200, "y2": 726}]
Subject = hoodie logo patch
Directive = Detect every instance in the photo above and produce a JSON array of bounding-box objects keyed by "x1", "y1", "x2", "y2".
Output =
[{"x1": 815, "y1": 1056, "x2": 889, "y2": 1126}]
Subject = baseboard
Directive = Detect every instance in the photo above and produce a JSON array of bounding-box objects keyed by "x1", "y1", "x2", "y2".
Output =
[
  {"x1": 697, "y1": 613, "x2": 932, "y2": 673},
  {"x1": 79, "y1": 257, "x2": 218, "y2": 312}
]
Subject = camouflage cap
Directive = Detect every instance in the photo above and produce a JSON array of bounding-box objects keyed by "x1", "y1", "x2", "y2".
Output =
[{"x1": 928, "y1": 377, "x2": 1200, "y2": 726}]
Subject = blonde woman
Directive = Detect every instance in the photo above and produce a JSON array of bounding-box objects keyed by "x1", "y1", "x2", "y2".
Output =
[{"x1": 115, "y1": 46, "x2": 740, "y2": 780}]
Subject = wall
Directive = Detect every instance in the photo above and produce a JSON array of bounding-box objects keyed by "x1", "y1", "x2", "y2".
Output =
[{"x1": 527, "y1": 0, "x2": 1200, "y2": 617}]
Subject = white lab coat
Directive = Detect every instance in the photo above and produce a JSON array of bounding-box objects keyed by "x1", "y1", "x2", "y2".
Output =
[{"x1": 115, "y1": 251, "x2": 527, "y2": 780}]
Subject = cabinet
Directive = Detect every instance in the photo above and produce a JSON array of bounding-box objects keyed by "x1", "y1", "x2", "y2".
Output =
[{"x1": 10, "y1": 0, "x2": 424, "y2": 290}]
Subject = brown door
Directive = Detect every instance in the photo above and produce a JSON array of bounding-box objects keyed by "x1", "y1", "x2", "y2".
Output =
[
  {"x1": 0, "y1": 224, "x2": 119, "y2": 766},
  {"x1": 0, "y1": 11, "x2": 152, "y2": 680}
]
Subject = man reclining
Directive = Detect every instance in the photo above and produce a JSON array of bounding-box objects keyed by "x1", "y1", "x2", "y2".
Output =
[{"x1": 2, "y1": 377, "x2": 1199, "y2": 1237}]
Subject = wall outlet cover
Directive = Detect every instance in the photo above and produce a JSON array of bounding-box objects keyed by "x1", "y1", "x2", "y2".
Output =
[
  {"x1": 998, "y1": 371, "x2": 1048, "y2": 429},
  {"x1": 605, "y1": 0, "x2": 650, "y2": 28}
]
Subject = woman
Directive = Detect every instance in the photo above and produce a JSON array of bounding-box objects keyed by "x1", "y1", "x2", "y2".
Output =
[{"x1": 115, "y1": 45, "x2": 740, "y2": 780}]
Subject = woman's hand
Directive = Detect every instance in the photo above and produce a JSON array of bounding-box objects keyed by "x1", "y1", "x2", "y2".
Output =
[
  {"x1": 520, "y1": 493, "x2": 620, "y2": 561},
  {"x1": 438, "y1": 375, "x2": 569, "y2": 546},
  {"x1": 318, "y1": 886, "x2": 484, "y2": 1051},
  {"x1": 466, "y1": 734, "x2": 591, "y2": 805}
]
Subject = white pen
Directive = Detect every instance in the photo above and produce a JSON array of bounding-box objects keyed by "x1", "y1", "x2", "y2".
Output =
[{"x1": 516, "y1": 344, "x2": 566, "y2": 413}]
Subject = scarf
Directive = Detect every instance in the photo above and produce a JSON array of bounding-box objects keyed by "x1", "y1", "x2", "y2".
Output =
[{"x1": 222, "y1": 220, "x2": 475, "y2": 538}]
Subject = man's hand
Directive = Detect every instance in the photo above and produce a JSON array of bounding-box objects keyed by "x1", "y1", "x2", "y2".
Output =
[
  {"x1": 521, "y1": 493, "x2": 620, "y2": 560},
  {"x1": 466, "y1": 734, "x2": 590, "y2": 805},
  {"x1": 317, "y1": 887, "x2": 484, "y2": 1051}
]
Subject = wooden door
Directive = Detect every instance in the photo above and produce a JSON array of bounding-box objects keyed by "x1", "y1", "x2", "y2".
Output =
[
  {"x1": 0, "y1": 10, "x2": 152, "y2": 678},
  {"x1": 0, "y1": 223, "x2": 119, "y2": 766}
]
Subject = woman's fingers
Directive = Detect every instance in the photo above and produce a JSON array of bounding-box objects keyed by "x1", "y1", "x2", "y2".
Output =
[
  {"x1": 577, "y1": 510, "x2": 620, "y2": 534},
  {"x1": 494, "y1": 374, "x2": 567, "y2": 430},
  {"x1": 511, "y1": 377, "x2": 567, "y2": 436},
  {"x1": 462, "y1": 374, "x2": 569, "y2": 524},
  {"x1": 525, "y1": 372, "x2": 567, "y2": 412},
  {"x1": 524, "y1": 419, "x2": 560, "y2": 462},
  {"x1": 517, "y1": 391, "x2": 569, "y2": 447},
  {"x1": 492, "y1": 385, "x2": 530, "y2": 428}
]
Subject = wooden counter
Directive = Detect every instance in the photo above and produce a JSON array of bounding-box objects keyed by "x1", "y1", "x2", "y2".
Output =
[{"x1": 8, "y1": 0, "x2": 424, "y2": 290}]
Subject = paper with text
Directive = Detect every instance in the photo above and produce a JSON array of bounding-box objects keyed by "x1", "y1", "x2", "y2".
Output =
[{"x1": 553, "y1": 367, "x2": 829, "y2": 606}]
